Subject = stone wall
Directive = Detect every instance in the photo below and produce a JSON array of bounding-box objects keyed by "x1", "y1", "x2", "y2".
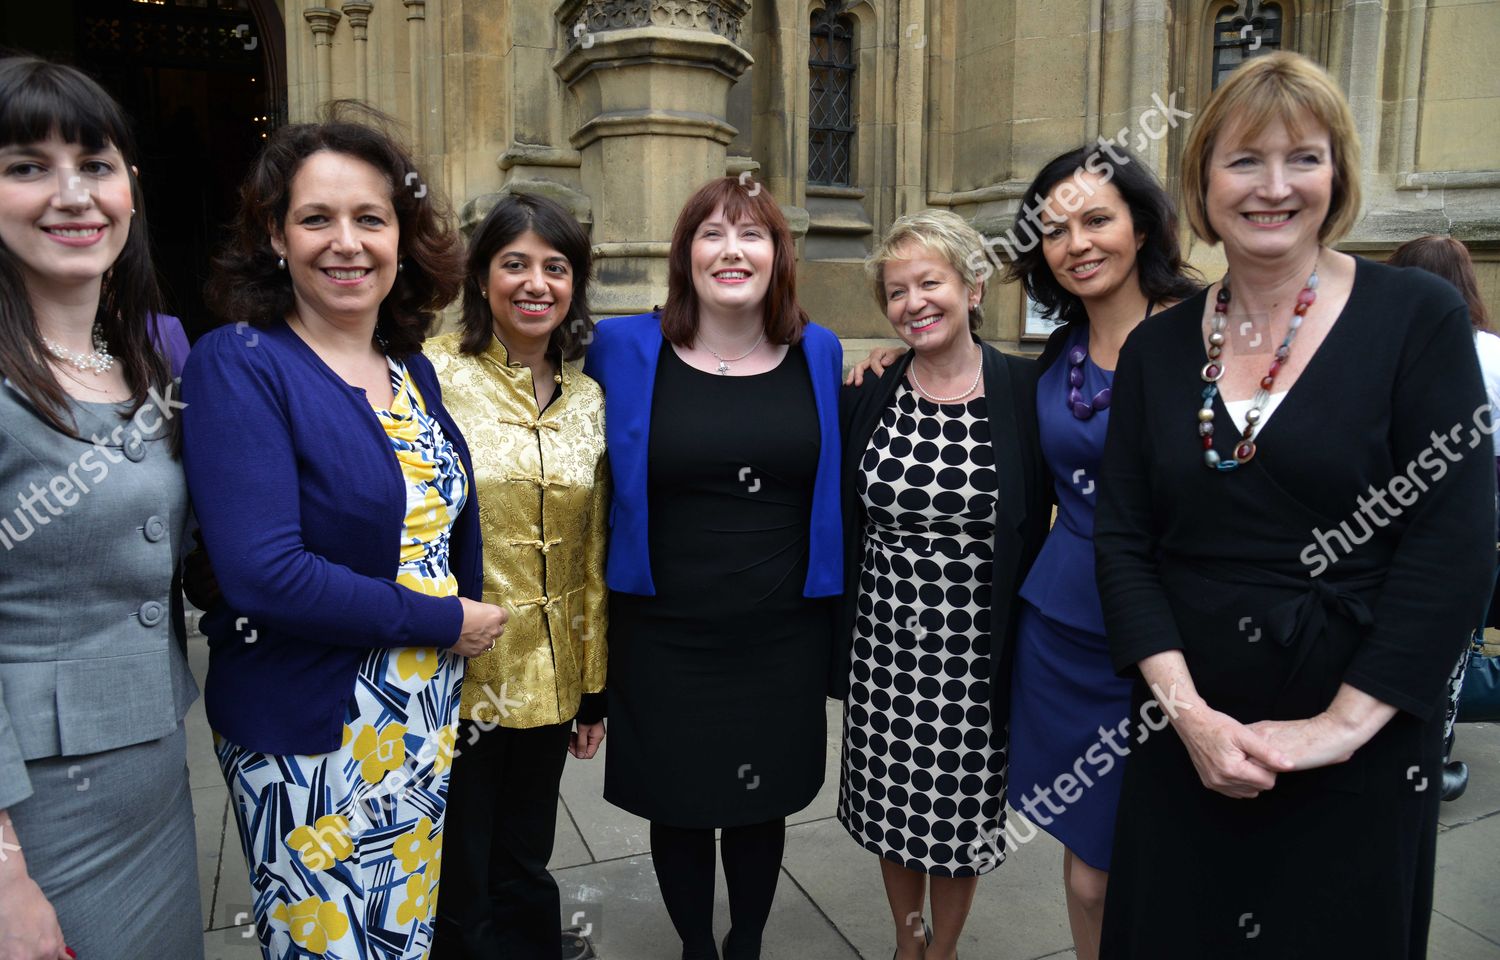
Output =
[{"x1": 278, "y1": 0, "x2": 1500, "y2": 346}]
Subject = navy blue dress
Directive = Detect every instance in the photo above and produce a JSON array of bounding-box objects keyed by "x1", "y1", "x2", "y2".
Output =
[{"x1": 1008, "y1": 323, "x2": 1134, "y2": 870}]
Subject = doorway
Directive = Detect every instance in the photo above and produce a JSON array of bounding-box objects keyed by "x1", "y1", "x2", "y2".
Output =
[{"x1": 1, "y1": 0, "x2": 285, "y2": 338}]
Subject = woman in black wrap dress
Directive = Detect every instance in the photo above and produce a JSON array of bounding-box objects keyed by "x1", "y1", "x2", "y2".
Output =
[{"x1": 1094, "y1": 53, "x2": 1495, "y2": 959}]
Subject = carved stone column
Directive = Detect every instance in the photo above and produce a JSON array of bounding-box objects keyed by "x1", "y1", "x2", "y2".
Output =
[
  {"x1": 403, "y1": 0, "x2": 428, "y2": 154},
  {"x1": 342, "y1": 0, "x2": 374, "y2": 101},
  {"x1": 303, "y1": 7, "x2": 343, "y2": 106},
  {"x1": 554, "y1": 0, "x2": 754, "y2": 316}
]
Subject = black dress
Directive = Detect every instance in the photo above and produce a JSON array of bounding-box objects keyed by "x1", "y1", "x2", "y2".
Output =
[
  {"x1": 1094, "y1": 259, "x2": 1496, "y2": 959},
  {"x1": 604, "y1": 342, "x2": 830, "y2": 827}
]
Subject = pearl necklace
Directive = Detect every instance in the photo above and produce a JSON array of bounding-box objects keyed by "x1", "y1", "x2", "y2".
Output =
[
  {"x1": 910, "y1": 351, "x2": 983, "y2": 403},
  {"x1": 701, "y1": 331, "x2": 765, "y2": 374},
  {"x1": 1198, "y1": 263, "x2": 1318, "y2": 470},
  {"x1": 43, "y1": 323, "x2": 114, "y2": 375}
]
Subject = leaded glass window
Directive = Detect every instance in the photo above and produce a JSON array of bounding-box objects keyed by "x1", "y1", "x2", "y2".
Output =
[
  {"x1": 809, "y1": 3, "x2": 856, "y2": 186},
  {"x1": 1213, "y1": 1, "x2": 1284, "y2": 89}
]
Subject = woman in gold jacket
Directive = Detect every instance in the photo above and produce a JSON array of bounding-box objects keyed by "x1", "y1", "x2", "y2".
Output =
[{"x1": 427, "y1": 193, "x2": 608, "y2": 960}]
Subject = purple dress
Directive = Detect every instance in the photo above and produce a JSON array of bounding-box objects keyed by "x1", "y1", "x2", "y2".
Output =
[{"x1": 1008, "y1": 323, "x2": 1134, "y2": 870}]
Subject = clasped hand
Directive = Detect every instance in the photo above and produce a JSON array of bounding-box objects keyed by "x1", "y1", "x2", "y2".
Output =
[
  {"x1": 1176, "y1": 708, "x2": 1364, "y2": 799},
  {"x1": 453, "y1": 598, "x2": 510, "y2": 657}
]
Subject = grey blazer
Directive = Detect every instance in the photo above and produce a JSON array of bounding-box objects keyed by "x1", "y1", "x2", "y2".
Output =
[{"x1": 0, "y1": 380, "x2": 197, "y2": 810}]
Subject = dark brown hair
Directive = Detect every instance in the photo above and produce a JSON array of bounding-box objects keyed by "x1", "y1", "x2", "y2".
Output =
[
  {"x1": 660, "y1": 177, "x2": 808, "y2": 347},
  {"x1": 1388, "y1": 235, "x2": 1490, "y2": 332},
  {"x1": 458, "y1": 193, "x2": 594, "y2": 361},
  {"x1": 0, "y1": 56, "x2": 172, "y2": 438},
  {"x1": 207, "y1": 102, "x2": 463, "y2": 357},
  {"x1": 1004, "y1": 144, "x2": 1200, "y2": 325}
]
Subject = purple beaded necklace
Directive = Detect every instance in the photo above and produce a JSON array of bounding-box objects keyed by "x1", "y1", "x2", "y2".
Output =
[{"x1": 1066, "y1": 300, "x2": 1151, "y2": 419}]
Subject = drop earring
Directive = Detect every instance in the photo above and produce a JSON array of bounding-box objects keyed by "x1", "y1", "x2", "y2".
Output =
[{"x1": 277, "y1": 256, "x2": 286, "y2": 270}]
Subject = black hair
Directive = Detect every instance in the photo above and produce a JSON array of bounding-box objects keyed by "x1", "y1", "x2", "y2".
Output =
[
  {"x1": 457, "y1": 193, "x2": 594, "y2": 362},
  {"x1": 0, "y1": 56, "x2": 170, "y2": 438},
  {"x1": 1004, "y1": 144, "x2": 1200, "y2": 324}
]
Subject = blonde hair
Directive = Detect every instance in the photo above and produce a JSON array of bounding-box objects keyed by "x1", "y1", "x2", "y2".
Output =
[
  {"x1": 866, "y1": 209, "x2": 988, "y2": 332},
  {"x1": 1181, "y1": 51, "x2": 1363, "y2": 246}
]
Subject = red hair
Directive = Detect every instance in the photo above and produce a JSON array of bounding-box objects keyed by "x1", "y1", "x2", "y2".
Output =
[{"x1": 660, "y1": 177, "x2": 808, "y2": 346}]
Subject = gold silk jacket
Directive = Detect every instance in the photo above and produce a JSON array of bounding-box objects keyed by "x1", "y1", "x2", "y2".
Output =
[{"x1": 426, "y1": 332, "x2": 608, "y2": 727}]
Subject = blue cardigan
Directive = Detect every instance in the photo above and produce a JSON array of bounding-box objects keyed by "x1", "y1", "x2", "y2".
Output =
[
  {"x1": 584, "y1": 312, "x2": 843, "y2": 597},
  {"x1": 181, "y1": 321, "x2": 482, "y2": 755}
]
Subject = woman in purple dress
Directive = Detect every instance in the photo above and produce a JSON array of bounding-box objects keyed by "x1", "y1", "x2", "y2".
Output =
[{"x1": 1003, "y1": 147, "x2": 1198, "y2": 960}]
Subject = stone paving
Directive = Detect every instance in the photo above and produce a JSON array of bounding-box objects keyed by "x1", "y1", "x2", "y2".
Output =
[{"x1": 190, "y1": 629, "x2": 1500, "y2": 959}]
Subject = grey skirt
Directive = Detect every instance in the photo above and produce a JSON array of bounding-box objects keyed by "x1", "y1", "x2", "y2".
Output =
[{"x1": 9, "y1": 721, "x2": 202, "y2": 959}]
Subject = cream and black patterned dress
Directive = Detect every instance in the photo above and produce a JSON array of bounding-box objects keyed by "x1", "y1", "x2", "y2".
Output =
[{"x1": 837, "y1": 382, "x2": 1007, "y2": 877}]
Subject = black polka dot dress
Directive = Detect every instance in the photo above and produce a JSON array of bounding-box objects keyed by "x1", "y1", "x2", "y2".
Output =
[{"x1": 837, "y1": 381, "x2": 1005, "y2": 877}]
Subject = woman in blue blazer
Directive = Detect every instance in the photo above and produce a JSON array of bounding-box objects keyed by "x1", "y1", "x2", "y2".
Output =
[
  {"x1": 181, "y1": 111, "x2": 507, "y2": 958},
  {"x1": 585, "y1": 176, "x2": 842, "y2": 960}
]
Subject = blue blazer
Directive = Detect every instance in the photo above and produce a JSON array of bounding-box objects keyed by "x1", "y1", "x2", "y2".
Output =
[
  {"x1": 584, "y1": 312, "x2": 843, "y2": 597},
  {"x1": 181, "y1": 321, "x2": 483, "y2": 755}
]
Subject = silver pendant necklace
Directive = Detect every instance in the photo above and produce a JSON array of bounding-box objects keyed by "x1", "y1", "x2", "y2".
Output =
[{"x1": 702, "y1": 330, "x2": 766, "y2": 374}]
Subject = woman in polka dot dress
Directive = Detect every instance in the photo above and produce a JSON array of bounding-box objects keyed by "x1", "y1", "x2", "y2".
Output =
[{"x1": 835, "y1": 211, "x2": 1050, "y2": 960}]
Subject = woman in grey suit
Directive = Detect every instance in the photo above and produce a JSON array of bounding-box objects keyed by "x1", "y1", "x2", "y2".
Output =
[{"x1": 0, "y1": 58, "x2": 201, "y2": 959}]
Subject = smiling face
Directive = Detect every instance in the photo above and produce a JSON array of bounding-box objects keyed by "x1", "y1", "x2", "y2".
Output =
[
  {"x1": 881, "y1": 244, "x2": 979, "y2": 356},
  {"x1": 1040, "y1": 172, "x2": 1144, "y2": 304},
  {"x1": 273, "y1": 150, "x2": 400, "y2": 328},
  {"x1": 688, "y1": 203, "x2": 774, "y2": 322},
  {"x1": 0, "y1": 133, "x2": 134, "y2": 295},
  {"x1": 483, "y1": 229, "x2": 574, "y2": 355},
  {"x1": 1206, "y1": 115, "x2": 1333, "y2": 264}
]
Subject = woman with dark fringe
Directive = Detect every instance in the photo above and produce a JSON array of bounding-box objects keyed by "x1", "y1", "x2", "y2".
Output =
[{"x1": 0, "y1": 56, "x2": 201, "y2": 960}]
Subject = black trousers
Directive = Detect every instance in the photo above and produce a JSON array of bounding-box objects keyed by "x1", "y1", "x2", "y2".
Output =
[
  {"x1": 650, "y1": 819, "x2": 786, "y2": 960},
  {"x1": 431, "y1": 719, "x2": 572, "y2": 960}
]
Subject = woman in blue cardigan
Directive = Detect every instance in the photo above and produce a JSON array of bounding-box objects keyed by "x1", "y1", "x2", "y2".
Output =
[
  {"x1": 585, "y1": 176, "x2": 842, "y2": 960},
  {"x1": 181, "y1": 111, "x2": 507, "y2": 958}
]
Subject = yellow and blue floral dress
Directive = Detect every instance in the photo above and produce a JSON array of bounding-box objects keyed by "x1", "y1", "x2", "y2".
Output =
[{"x1": 217, "y1": 358, "x2": 467, "y2": 959}]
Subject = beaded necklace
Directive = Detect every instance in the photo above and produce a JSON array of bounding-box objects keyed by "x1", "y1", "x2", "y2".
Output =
[
  {"x1": 1197, "y1": 265, "x2": 1318, "y2": 471},
  {"x1": 43, "y1": 322, "x2": 114, "y2": 375},
  {"x1": 1066, "y1": 300, "x2": 1151, "y2": 420}
]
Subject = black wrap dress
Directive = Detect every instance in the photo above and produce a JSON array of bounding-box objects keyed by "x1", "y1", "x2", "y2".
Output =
[{"x1": 1094, "y1": 259, "x2": 1496, "y2": 959}]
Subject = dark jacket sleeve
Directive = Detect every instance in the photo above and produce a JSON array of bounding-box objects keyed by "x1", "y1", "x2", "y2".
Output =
[
  {"x1": 1093, "y1": 331, "x2": 1186, "y2": 675},
  {"x1": 1343, "y1": 300, "x2": 1496, "y2": 718},
  {"x1": 575, "y1": 691, "x2": 607, "y2": 725},
  {"x1": 831, "y1": 358, "x2": 910, "y2": 698},
  {"x1": 181, "y1": 331, "x2": 464, "y2": 649}
]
